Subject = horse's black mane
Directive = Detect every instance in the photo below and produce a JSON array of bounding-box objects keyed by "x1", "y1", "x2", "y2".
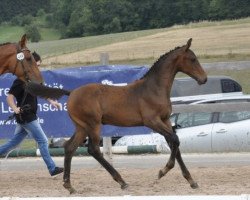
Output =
[
  {"x1": 140, "y1": 46, "x2": 182, "y2": 79},
  {"x1": 0, "y1": 42, "x2": 12, "y2": 47}
]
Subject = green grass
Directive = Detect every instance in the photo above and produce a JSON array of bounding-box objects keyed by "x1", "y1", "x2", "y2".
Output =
[
  {"x1": 0, "y1": 25, "x2": 24, "y2": 43},
  {"x1": 0, "y1": 25, "x2": 60, "y2": 44},
  {"x1": 39, "y1": 28, "x2": 61, "y2": 41}
]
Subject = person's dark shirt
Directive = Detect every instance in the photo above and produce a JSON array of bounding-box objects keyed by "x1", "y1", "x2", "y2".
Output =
[{"x1": 8, "y1": 79, "x2": 37, "y2": 124}]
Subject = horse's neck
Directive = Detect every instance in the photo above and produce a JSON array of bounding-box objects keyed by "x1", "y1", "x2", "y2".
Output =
[
  {"x1": 143, "y1": 59, "x2": 177, "y2": 98},
  {"x1": 0, "y1": 44, "x2": 15, "y2": 74},
  {"x1": 0, "y1": 48, "x2": 7, "y2": 74}
]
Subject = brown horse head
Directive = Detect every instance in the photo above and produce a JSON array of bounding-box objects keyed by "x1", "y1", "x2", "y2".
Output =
[
  {"x1": 176, "y1": 38, "x2": 207, "y2": 85},
  {"x1": 0, "y1": 34, "x2": 43, "y2": 83},
  {"x1": 16, "y1": 34, "x2": 44, "y2": 83}
]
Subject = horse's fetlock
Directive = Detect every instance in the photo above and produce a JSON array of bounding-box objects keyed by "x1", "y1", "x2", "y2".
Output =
[
  {"x1": 158, "y1": 169, "x2": 165, "y2": 179},
  {"x1": 182, "y1": 173, "x2": 191, "y2": 180},
  {"x1": 63, "y1": 178, "x2": 68, "y2": 182},
  {"x1": 167, "y1": 160, "x2": 175, "y2": 169}
]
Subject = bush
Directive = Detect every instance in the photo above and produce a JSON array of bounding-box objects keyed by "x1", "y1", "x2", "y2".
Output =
[{"x1": 24, "y1": 24, "x2": 41, "y2": 42}]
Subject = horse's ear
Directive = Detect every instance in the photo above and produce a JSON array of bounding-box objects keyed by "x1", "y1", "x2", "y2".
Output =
[
  {"x1": 185, "y1": 38, "x2": 192, "y2": 52},
  {"x1": 19, "y1": 34, "x2": 27, "y2": 48}
]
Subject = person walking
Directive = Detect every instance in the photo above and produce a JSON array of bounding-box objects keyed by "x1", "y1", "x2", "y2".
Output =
[{"x1": 0, "y1": 52, "x2": 64, "y2": 177}]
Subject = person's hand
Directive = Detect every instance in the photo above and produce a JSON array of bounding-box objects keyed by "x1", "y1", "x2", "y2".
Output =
[
  {"x1": 13, "y1": 107, "x2": 21, "y2": 114},
  {"x1": 48, "y1": 99, "x2": 61, "y2": 110}
]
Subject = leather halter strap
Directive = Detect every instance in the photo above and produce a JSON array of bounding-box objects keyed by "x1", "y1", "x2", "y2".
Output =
[{"x1": 13, "y1": 44, "x2": 32, "y2": 82}]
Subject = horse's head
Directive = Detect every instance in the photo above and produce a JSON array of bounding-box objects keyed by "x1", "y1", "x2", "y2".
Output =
[
  {"x1": 176, "y1": 38, "x2": 207, "y2": 85},
  {"x1": 15, "y1": 34, "x2": 43, "y2": 83}
]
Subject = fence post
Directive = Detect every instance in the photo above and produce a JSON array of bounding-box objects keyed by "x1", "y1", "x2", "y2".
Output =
[
  {"x1": 100, "y1": 52, "x2": 109, "y2": 65},
  {"x1": 100, "y1": 52, "x2": 113, "y2": 164}
]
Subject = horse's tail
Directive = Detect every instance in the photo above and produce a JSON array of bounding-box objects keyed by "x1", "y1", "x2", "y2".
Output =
[{"x1": 25, "y1": 82, "x2": 71, "y2": 100}]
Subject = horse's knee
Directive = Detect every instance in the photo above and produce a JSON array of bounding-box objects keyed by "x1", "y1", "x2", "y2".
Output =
[
  {"x1": 64, "y1": 140, "x2": 78, "y2": 155},
  {"x1": 88, "y1": 145, "x2": 100, "y2": 156},
  {"x1": 64, "y1": 139, "x2": 70, "y2": 149}
]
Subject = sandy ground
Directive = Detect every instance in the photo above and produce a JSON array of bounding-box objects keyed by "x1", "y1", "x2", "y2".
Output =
[{"x1": 0, "y1": 159, "x2": 250, "y2": 197}]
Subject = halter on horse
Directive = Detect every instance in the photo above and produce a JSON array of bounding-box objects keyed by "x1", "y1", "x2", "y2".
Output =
[
  {"x1": 26, "y1": 38, "x2": 207, "y2": 194},
  {"x1": 0, "y1": 34, "x2": 43, "y2": 83}
]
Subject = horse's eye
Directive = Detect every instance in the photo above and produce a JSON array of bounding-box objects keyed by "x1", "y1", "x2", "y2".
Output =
[{"x1": 191, "y1": 58, "x2": 196, "y2": 62}]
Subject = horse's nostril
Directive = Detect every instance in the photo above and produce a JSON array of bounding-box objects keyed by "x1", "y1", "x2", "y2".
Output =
[{"x1": 204, "y1": 77, "x2": 208, "y2": 83}]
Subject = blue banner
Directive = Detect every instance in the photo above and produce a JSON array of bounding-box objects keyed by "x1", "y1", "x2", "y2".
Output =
[{"x1": 0, "y1": 65, "x2": 152, "y2": 139}]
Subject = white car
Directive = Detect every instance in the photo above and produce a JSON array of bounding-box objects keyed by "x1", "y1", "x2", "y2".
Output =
[{"x1": 115, "y1": 95, "x2": 250, "y2": 153}]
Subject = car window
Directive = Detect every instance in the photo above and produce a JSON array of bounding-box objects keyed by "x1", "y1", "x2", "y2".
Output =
[
  {"x1": 221, "y1": 79, "x2": 242, "y2": 93},
  {"x1": 177, "y1": 112, "x2": 213, "y2": 128},
  {"x1": 219, "y1": 111, "x2": 250, "y2": 123}
]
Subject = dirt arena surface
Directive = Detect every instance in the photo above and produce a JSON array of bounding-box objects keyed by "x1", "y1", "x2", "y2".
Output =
[{"x1": 0, "y1": 155, "x2": 250, "y2": 197}]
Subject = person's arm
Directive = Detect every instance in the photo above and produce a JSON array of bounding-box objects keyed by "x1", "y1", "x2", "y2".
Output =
[
  {"x1": 6, "y1": 94, "x2": 20, "y2": 114},
  {"x1": 47, "y1": 98, "x2": 62, "y2": 110}
]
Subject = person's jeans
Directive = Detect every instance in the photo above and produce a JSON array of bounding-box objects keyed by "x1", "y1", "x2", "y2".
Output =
[{"x1": 0, "y1": 120, "x2": 56, "y2": 174}]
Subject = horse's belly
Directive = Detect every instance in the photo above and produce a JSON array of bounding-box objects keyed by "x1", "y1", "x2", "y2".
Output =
[{"x1": 102, "y1": 112, "x2": 143, "y2": 127}]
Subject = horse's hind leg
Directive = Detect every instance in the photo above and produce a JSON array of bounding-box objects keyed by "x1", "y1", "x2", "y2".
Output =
[
  {"x1": 87, "y1": 126, "x2": 128, "y2": 189},
  {"x1": 63, "y1": 126, "x2": 86, "y2": 194}
]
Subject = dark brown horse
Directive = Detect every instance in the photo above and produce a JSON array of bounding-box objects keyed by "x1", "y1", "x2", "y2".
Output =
[
  {"x1": 0, "y1": 34, "x2": 43, "y2": 83},
  {"x1": 26, "y1": 38, "x2": 207, "y2": 194}
]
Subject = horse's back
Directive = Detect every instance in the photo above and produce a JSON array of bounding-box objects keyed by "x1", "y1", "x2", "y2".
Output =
[{"x1": 67, "y1": 83, "x2": 143, "y2": 126}]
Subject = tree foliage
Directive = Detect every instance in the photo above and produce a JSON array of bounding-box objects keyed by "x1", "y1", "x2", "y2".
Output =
[{"x1": 0, "y1": 0, "x2": 50, "y2": 22}]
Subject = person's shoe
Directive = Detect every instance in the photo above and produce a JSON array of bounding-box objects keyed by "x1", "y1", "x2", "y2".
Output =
[{"x1": 51, "y1": 167, "x2": 64, "y2": 177}]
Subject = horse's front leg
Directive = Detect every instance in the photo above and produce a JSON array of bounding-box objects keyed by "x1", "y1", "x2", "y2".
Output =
[
  {"x1": 161, "y1": 122, "x2": 198, "y2": 189},
  {"x1": 158, "y1": 132, "x2": 179, "y2": 179},
  {"x1": 147, "y1": 118, "x2": 178, "y2": 178},
  {"x1": 175, "y1": 148, "x2": 198, "y2": 189}
]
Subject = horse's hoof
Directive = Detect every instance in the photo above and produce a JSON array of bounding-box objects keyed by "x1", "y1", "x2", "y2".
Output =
[
  {"x1": 69, "y1": 187, "x2": 77, "y2": 194},
  {"x1": 158, "y1": 170, "x2": 164, "y2": 179},
  {"x1": 190, "y1": 182, "x2": 199, "y2": 189},
  {"x1": 63, "y1": 182, "x2": 77, "y2": 194},
  {"x1": 121, "y1": 183, "x2": 129, "y2": 190}
]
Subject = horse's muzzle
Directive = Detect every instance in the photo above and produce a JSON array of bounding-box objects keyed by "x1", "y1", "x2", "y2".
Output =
[{"x1": 198, "y1": 77, "x2": 207, "y2": 85}]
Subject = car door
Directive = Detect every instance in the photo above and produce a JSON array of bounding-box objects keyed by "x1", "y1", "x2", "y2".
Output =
[
  {"x1": 212, "y1": 111, "x2": 250, "y2": 152},
  {"x1": 175, "y1": 112, "x2": 214, "y2": 153}
]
